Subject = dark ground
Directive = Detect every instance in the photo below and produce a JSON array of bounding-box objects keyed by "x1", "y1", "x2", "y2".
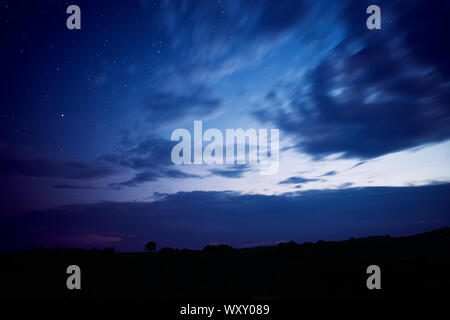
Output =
[{"x1": 1, "y1": 227, "x2": 449, "y2": 300}]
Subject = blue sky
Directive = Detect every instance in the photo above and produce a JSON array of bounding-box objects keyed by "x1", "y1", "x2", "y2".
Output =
[{"x1": 0, "y1": 0, "x2": 449, "y2": 250}]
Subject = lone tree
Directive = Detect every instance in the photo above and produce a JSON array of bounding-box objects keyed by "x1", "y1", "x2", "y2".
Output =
[{"x1": 145, "y1": 241, "x2": 156, "y2": 252}]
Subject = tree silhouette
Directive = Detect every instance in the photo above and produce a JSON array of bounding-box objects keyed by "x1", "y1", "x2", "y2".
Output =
[{"x1": 145, "y1": 241, "x2": 156, "y2": 252}]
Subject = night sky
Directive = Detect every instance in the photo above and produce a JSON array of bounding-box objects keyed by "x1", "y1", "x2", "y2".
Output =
[{"x1": 1, "y1": 0, "x2": 449, "y2": 251}]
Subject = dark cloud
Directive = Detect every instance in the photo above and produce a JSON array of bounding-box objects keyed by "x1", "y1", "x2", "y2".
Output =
[
  {"x1": 209, "y1": 165, "x2": 251, "y2": 178},
  {"x1": 339, "y1": 182, "x2": 354, "y2": 188},
  {"x1": 102, "y1": 137, "x2": 174, "y2": 169},
  {"x1": 135, "y1": 1, "x2": 313, "y2": 127},
  {"x1": 279, "y1": 176, "x2": 320, "y2": 185},
  {"x1": 1, "y1": 183, "x2": 449, "y2": 251},
  {"x1": 103, "y1": 136, "x2": 201, "y2": 187},
  {"x1": 0, "y1": 157, "x2": 117, "y2": 180},
  {"x1": 256, "y1": 0, "x2": 450, "y2": 159},
  {"x1": 53, "y1": 184, "x2": 105, "y2": 190},
  {"x1": 256, "y1": 0, "x2": 307, "y2": 33},
  {"x1": 157, "y1": 0, "x2": 313, "y2": 73}
]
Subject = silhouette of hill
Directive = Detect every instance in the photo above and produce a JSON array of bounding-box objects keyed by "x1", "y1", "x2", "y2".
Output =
[{"x1": 0, "y1": 228, "x2": 449, "y2": 300}]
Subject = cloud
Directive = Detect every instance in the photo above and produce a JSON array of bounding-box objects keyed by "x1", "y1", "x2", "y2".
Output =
[
  {"x1": 53, "y1": 184, "x2": 105, "y2": 190},
  {"x1": 209, "y1": 165, "x2": 252, "y2": 178},
  {"x1": 143, "y1": 86, "x2": 222, "y2": 127},
  {"x1": 0, "y1": 157, "x2": 117, "y2": 180},
  {"x1": 103, "y1": 136, "x2": 201, "y2": 187},
  {"x1": 256, "y1": 0, "x2": 450, "y2": 159},
  {"x1": 1, "y1": 183, "x2": 449, "y2": 251},
  {"x1": 157, "y1": 0, "x2": 312, "y2": 77},
  {"x1": 0, "y1": 137, "x2": 200, "y2": 190},
  {"x1": 102, "y1": 137, "x2": 174, "y2": 169},
  {"x1": 133, "y1": 0, "x2": 315, "y2": 128},
  {"x1": 279, "y1": 176, "x2": 320, "y2": 184},
  {"x1": 255, "y1": 0, "x2": 308, "y2": 33},
  {"x1": 110, "y1": 169, "x2": 201, "y2": 189},
  {"x1": 322, "y1": 171, "x2": 338, "y2": 177}
]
